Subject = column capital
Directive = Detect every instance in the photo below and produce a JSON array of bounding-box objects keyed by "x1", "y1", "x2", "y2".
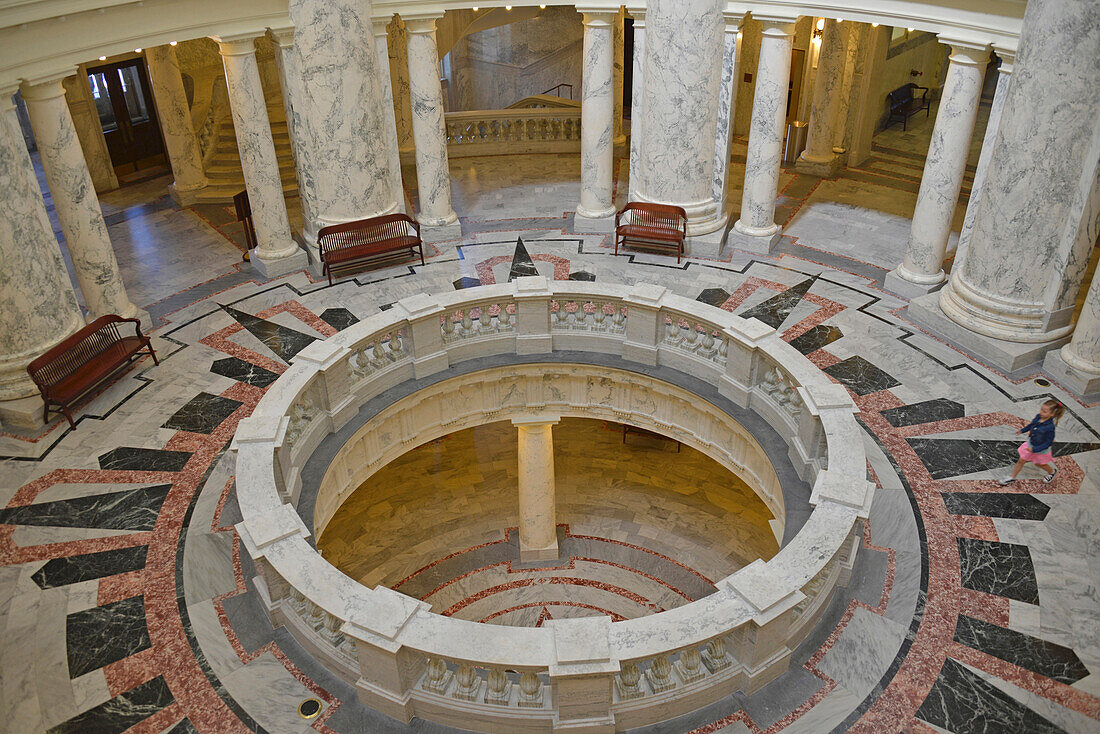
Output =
[
  {"x1": 401, "y1": 14, "x2": 442, "y2": 33},
  {"x1": 512, "y1": 415, "x2": 561, "y2": 428},
  {"x1": 371, "y1": 16, "x2": 393, "y2": 37},
  {"x1": 752, "y1": 13, "x2": 798, "y2": 34},
  {"x1": 937, "y1": 35, "x2": 991, "y2": 66},
  {"x1": 626, "y1": 7, "x2": 644, "y2": 24},
  {"x1": 19, "y1": 72, "x2": 73, "y2": 100},
  {"x1": 211, "y1": 33, "x2": 262, "y2": 56},
  {"x1": 266, "y1": 25, "x2": 295, "y2": 49},
  {"x1": 722, "y1": 10, "x2": 747, "y2": 29},
  {"x1": 992, "y1": 44, "x2": 1016, "y2": 72},
  {"x1": 577, "y1": 10, "x2": 616, "y2": 27}
]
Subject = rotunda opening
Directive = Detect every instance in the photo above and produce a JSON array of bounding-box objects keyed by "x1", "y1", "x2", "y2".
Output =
[{"x1": 317, "y1": 417, "x2": 779, "y2": 627}]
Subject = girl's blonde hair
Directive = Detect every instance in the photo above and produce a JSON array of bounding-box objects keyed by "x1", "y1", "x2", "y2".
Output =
[{"x1": 1043, "y1": 399, "x2": 1066, "y2": 424}]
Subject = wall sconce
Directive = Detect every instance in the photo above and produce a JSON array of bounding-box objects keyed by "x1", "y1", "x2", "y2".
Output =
[{"x1": 812, "y1": 17, "x2": 824, "y2": 43}]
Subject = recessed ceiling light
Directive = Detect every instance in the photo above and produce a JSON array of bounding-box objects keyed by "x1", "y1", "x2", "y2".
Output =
[
  {"x1": 134, "y1": 47, "x2": 142, "y2": 52},
  {"x1": 816, "y1": 18, "x2": 825, "y2": 30},
  {"x1": 871, "y1": 23, "x2": 879, "y2": 28},
  {"x1": 99, "y1": 55, "x2": 107, "y2": 60},
  {"x1": 170, "y1": 40, "x2": 178, "y2": 46},
  {"x1": 908, "y1": 28, "x2": 914, "y2": 32}
]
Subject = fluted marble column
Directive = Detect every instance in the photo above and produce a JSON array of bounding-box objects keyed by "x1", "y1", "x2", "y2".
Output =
[
  {"x1": 627, "y1": 8, "x2": 646, "y2": 201},
  {"x1": 796, "y1": 19, "x2": 845, "y2": 176},
  {"x1": 612, "y1": 7, "x2": 626, "y2": 148},
  {"x1": 513, "y1": 416, "x2": 560, "y2": 562},
  {"x1": 145, "y1": 45, "x2": 208, "y2": 205},
  {"x1": 21, "y1": 76, "x2": 146, "y2": 324},
  {"x1": 913, "y1": 0, "x2": 1100, "y2": 372},
  {"x1": 951, "y1": 48, "x2": 1014, "y2": 271},
  {"x1": 730, "y1": 16, "x2": 796, "y2": 253},
  {"x1": 885, "y1": 40, "x2": 989, "y2": 299},
  {"x1": 372, "y1": 18, "x2": 406, "y2": 213},
  {"x1": 216, "y1": 36, "x2": 302, "y2": 277},
  {"x1": 711, "y1": 14, "x2": 743, "y2": 229},
  {"x1": 636, "y1": 0, "x2": 725, "y2": 244},
  {"x1": 267, "y1": 27, "x2": 316, "y2": 235},
  {"x1": 0, "y1": 90, "x2": 86, "y2": 428},
  {"x1": 404, "y1": 15, "x2": 461, "y2": 239},
  {"x1": 287, "y1": 0, "x2": 403, "y2": 252},
  {"x1": 575, "y1": 10, "x2": 617, "y2": 232}
]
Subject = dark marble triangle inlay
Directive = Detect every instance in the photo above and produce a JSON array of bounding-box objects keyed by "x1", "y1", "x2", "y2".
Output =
[
  {"x1": 0, "y1": 485, "x2": 171, "y2": 531},
  {"x1": 46, "y1": 675, "x2": 173, "y2": 734},
  {"x1": 33, "y1": 545, "x2": 148, "y2": 589},
  {"x1": 164, "y1": 718, "x2": 201, "y2": 734},
  {"x1": 957, "y1": 538, "x2": 1040, "y2": 605},
  {"x1": 162, "y1": 392, "x2": 243, "y2": 434},
  {"x1": 221, "y1": 304, "x2": 317, "y2": 363},
  {"x1": 567, "y1": 271, "x2": 596, "y2": 281},
  {"x1": 942, "y1": 492, "x2": 1051, "y2": 521},
  {"x1": 696, "y1": 287, "x2": 731, "y2": 307},
  {"x1": 906, "y1": 438, "x2": 1100, "y2": 480},
  {"x1": 508, "y1": 237, "x2": 539, "y2": 281},
  {"x1": 66, "y1": 595, "x2": 151, "y2": 678},
  {"x1": 210, "y1": 357, "x2": 279, "y2": 388},
  {"x1": 738, "y1": 276, "x2": 817, "y2": 329},
  {"x1": 452, "y1": 276, "x2": 482, "y2": 290},
  {"x1": 953, "y1": 614, "x2": 1090, "y2": 685},
  {"x1": 823, "y1": 355, "x2": 901, "y2": 396},
  {"x1": 788, "y1": 324, "x2": 843, "y2": 355},
  {"x1": 916, "y1": 658, "x2": 1067, "y2": 734},
  {"x1": 879, "y1": 398, "x2": 965, "y2": 427},
  {"x1": 98, "y1": 447, "x2": 192, "y2": 472},
  {"x1": 318, "y1": 307, "x2": 360, "y2": 332}
]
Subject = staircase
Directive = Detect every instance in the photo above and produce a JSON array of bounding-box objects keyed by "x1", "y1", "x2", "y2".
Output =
[{"x1": 194, "y1": 103, "x2": 298, "y2": 205}]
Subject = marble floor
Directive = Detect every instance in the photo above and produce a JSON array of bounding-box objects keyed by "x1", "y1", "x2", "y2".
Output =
[
  {"x1": 2, "y1": 103, "x2": 1098, "y2": 733},
  {"x1": 318, "y1": 418, "x2": 778, "y2": 625}
]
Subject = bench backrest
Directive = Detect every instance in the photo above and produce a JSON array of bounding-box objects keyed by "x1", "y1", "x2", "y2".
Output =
[
  {"x1": 887, "y1": 84, "x2": 916, "y2": 107},
  {"x1": 317, "y1": 214, "x2": 420, "y2": 256},
  {"x1": 28, "y1": 315, "x2": 133, "y2": 389},
  {"x1": 619, "y1": 202, "x2": 688, "y2": 236}
]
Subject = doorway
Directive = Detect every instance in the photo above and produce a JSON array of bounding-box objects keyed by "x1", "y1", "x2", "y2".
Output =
[{"x1": 85, "y1": 58, "x2": 166, "y2": 178}]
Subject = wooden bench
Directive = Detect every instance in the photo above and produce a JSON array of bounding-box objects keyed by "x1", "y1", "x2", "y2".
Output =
[
  {"x1": 317, "y1": 214, "x2": 424, "y2": 285},
  {"x1": 615, "y1": 202, "x2": 688, "y2": 263},
  {"x1": 27, "y1": 315, "x2": 158, "y2": 428},
  {"x1": 886, "y1": 83, "x2": 930, "y2": 131}
]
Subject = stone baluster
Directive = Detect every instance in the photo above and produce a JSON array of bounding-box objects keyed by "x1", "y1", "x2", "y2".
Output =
[
  {"x1": 404, "y1": 15, "x2": 462, "y2": 241},
  {"x1": 21, "y1": 75, "x2": 148, "y2": 325},
  {"x1": 796, "y1": 19, "x2": 846, "y2": 177},
  {"x1": 145, "y1": 45, "x2": 208, "y2": 204},
  {"x1": 517, "y1": 671, "x2": 543, "y2": 707},
  {"x1": 700, "y1": 635, "x2": 733, "y2": 672},
  {"x1": 627, "y1": 8, "x2": 646, "y2": 201},
  {"x1": 885, "y1": 39, "x2": 990, "y2": 298},
  {"x1": 214, "y1": 34, "x2": 304, "y2": 277},
  {"x1": 676, "y1": 646, "x2": 706, "y2": 683},
  {"x1": 484, "y1": 667, "x2": 512, "y2": 705},
  {"x1": 0, "y1": 88, "x2": 86, "y2": 430},
  {"x1": 645, "y1": 653, "x2": 676, "y2": 693},
  {"x1": 729, "y1": 16, "x2": 797, "y2": 253},
  {"x1": 372, "y1": 18, "x2": 407, "y2": 213},
  {"x1": 452, "y1": 662, "x2": 481, "y2": 701},
  {"x1": 423, "y1": 656, "x2": 452, "y2": 694},
  {"x1": 574, "y1": 9, "x2": 617, "y2": 232},
  {"x1": 615, "y1": 662, "x2": 644, "y2": 699}
]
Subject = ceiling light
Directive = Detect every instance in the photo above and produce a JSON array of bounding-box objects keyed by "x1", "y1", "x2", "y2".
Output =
[
  {"x1": 816, "y1": 18, "x2": 825, "y2": 30},
  {"x1": 134, "y1": 47, "x2": 142, "y2": 52},
  {"x1": 871, "y1": 23, "x2": 879, "y2": 28},
  {"x1": 170, "y1": 40, "x2": 178, "y2": 46},
  {"x1": 836, "y1": 18, "x2": 843, "y2": 23},
  {"x1": 907, "y1": 28, "x2": 915, "y2": 32},
  {"x1": 506, "y1": 5, "x2": 512, "y2": 9},
  {"x1": 99, "y1": 55, "x2": 107, "y2": 60}
]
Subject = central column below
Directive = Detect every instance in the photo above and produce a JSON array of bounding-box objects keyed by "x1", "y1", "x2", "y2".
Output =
[{"x1": 513, "y1": 416, "x2": 560, "y2": 562}]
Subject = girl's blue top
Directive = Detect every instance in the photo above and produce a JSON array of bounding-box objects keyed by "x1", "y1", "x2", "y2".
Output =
[{"x1": 1020, "y1": 415, "x2": 1056, "y2": 454}]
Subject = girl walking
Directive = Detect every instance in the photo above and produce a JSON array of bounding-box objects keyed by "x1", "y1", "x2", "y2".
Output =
[{"x1": 1000, "y1": 399, "x2": 1065, "y2": 485}]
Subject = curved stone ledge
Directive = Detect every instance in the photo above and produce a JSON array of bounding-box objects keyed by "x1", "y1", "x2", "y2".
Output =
[{"x1": 231, "y1": 278, "x2": 873, "y2": 732}]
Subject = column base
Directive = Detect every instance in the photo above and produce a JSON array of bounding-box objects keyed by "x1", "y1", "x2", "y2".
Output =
[
  {"x1": 687, "y1": 223, "x2": 730, "y2": 259},
  {"x1": 884, "y1": 267, "x2": 947, "y2": 299},
  {"x1": 520, "y1": 540, "x2": 560, "y2": 563},
  {"x1": 250, "y1": 245, "x2": 309, "y2": 279},
  {"x1": 1042, "y1": 349, "x2": 1100, "y2": 397},
  {"x1": 908, "y1": 291, "x2": 1070, "y2": 371},
  {"x1": 794, "y1": 152, "x2": 842, "y2": 178},
  {"x1": 420, "y1": 219, "x2": 463, "y2": 244},
  {"x1": 0, "y1": 394, "x2": 48, "y2": 432},
  {"x1": 728, "y1": 222, "x2": 782, "y2": 254},
  {"x1": 168, "y1": 181, "x2": 207, "y2": 207},
  {"x1": 574, "y1": 210, "x2": 616, "y2": 234}
]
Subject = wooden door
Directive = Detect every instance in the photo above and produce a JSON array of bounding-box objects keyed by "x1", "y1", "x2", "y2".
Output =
[{"x1": 86, "y1": 58, "x2": 165, "y2": 172}]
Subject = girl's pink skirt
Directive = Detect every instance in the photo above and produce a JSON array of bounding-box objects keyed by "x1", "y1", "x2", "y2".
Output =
[{"x1": 1018, "y1": 442, "x2": 1054, "y2": 465}]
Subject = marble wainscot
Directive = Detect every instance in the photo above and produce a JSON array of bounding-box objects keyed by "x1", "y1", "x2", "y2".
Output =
[{"x1": 231, "y1": 278, "x2": 872, "y2": 732}]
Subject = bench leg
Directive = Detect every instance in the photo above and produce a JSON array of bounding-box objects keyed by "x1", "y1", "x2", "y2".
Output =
[
  {"x1": 148, "y1": 344, "x2": 160, "y2": 366},
  {"x1": 418, "y1": 246, "x2": 425, "y2": 266},
  {"x1": 60, "y1": 406, "x2": 74, "y2": 429}
]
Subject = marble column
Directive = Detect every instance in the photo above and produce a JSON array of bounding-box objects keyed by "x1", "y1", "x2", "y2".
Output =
[
  {"x1": 574, "y1": 10, "x2": 617, "y2": 233},
  {"x1": 21, "y1": 76, "x2": 147, "y2": 324},
  {"x1": 832, "y1": 22, "x2": 859, "y2": 155},
  {"x1": 796, "y1": 19, "x2": 845, "y2": 176},
  {"x1": 513, "y1": 416, "x2": 560, "y2": 562},
  {"x1": 1045, "y1": 267, "x2": 1100, "y2": 395},
  {"x1": 287, "y1": 0, "x2": 404, "y2": 253},
  {"x1": 0, "y1": 89, "x2": 86, "y2": 429},
  {"x1": 216, "y1": 35, "x2": 304, "y2": 277},
  {"x1": 914, "y1": 0, "x2": 1100, "y2": 372},
  {"x1": 730, "y1": 16, "x2": 796, "y2": 253},
  {"x1": 146, "y1": 45, "x2": 208, "y2": 205},
  {"x1": 612, "y1": 7, "x2": 626, "y2": 148},
  {"x1": 404, "y1": 15, "x2": 461, "y2": 240},
  {"x1": 372, "y1": 18, "x2": 407, "y2": 213},
  {"x1": 626, "y1": 8, "x2": 646, "y2": 202},
  {"x1": 711, "y1": 14, "x2": 743, "y2": 234},
  {"x1": 390, "y1": 19, "x2": 415, "y2": 155},
  {"x1": 885, "y1": 39, "x2": 989, "y2": 299},
  {"x1": 635, "y1": 0, "x2": 725, "y2": 246},
  {"x1": 267, "y1": 26, "x2": 316, "y2": 235},
  {"x1": 951, "y1": 48, "x2": 1014, "y2": 270},
  {"x1": 62, "y1": 70, "x2": 118, "y2": 193}
]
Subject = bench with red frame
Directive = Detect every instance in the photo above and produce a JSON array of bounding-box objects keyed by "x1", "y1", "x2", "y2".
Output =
[
  {"x1": 614, "y1": 202, "x2": 688, "y2": 263},
  {"x1": 317, "y1": 214, "x2": 424, "y2": 285},
  {"x1": 27, "y1": 315, "x2": 158, "y2": 428}
]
